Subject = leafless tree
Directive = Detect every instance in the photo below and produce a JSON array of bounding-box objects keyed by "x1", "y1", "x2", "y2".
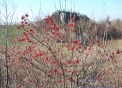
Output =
[{"x1": 0, "y1": 0, "x2": 17, "y2": 88}]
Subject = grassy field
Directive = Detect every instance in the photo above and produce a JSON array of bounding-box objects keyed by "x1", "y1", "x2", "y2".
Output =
[
  {"x1": 106, "y1": 39, "x2": 122, "y2": 50},
  {"x1": 0, "y1": 25, "x2": 28, "y2": 46}
]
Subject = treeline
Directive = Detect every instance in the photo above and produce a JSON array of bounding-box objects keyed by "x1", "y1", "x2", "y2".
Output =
[
  {"x1": 89, "y1": 18, "x2": 122, "y2": 40},
  {"x1": 35, "y1": 10, "x2": 122, "y2": 41},
  {"x1": 53, "y1": 10, "x2": 89, "y2": 23}
]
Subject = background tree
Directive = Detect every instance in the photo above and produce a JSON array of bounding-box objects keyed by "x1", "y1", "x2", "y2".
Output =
[{"x1": 0, "y1": 0, "x2": 17, "y2": 87}]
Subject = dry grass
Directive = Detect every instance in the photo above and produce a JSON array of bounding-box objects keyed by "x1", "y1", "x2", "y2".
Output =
[{"x1": 106, "y1": 39, "x2": 122, "y2": 51}]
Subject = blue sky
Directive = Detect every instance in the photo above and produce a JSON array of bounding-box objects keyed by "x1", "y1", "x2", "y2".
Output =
[{"x1": 1, "y1": 0, "x2": 122, "y2": 22}]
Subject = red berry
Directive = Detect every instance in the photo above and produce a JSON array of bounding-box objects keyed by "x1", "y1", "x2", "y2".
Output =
[
  {"x1": 21, "y1": 82, "x2": 25, "y2": 86},
  {"x1": 25, "y1": 13, "x2": 28, "y2": 17},
  {"x1": 75, "y1": 59, "x2": 79, "y2": 64},
  {"x1": 73, "y1": 39, "x2": 78, "y2": 44},
  {"x1": 116, "y1": 50, "x2": 120, "y2": 54},
  {"x1": 21, "y1": 15, "x2": 25, "y2": 20}
]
